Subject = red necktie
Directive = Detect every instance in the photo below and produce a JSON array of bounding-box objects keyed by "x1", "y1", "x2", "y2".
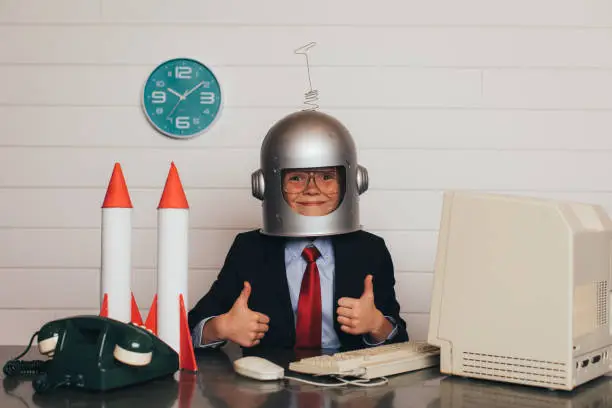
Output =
[{"x1": 295, "y1": 245, "x2": 322, "y2": 349}]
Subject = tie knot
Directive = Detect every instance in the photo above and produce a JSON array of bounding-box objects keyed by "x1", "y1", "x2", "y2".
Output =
[{"x1": 301, "y1": 245, "x2": 321, "y2": 263}]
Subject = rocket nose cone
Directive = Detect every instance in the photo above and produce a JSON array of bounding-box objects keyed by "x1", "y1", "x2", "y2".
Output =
[
  {"x1": 158, "y1": 162, "x2": 189, "y2": 209},
  {"x1": 103, "y1": 163, "x2": 133, "y2": 208}
]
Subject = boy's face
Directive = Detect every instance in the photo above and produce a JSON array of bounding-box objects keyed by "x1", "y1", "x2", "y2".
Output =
[{"x1": 282, "y1": 167, "x2": 341, "y2": 216}]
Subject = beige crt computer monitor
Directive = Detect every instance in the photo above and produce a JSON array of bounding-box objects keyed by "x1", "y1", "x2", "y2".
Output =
[{"x1": 427, "y1": 191, "x2": 612, "y2": 391}]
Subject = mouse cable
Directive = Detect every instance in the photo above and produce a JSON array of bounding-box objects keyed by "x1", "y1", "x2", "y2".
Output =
[
  {"x1": 332, "y1": 376, "x2": 389, "y2": 387},
  {"x1": 283, "y1": 375, "x2": 388, "y2": 388}
]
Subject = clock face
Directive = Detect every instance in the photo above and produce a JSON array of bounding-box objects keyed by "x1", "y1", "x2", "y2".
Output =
[{"x1": 142, "y1": 58, "x2": 222, "y2": 139}]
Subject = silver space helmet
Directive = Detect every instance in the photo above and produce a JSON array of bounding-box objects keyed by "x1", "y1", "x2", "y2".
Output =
[{"x1": 251, "y1": 110, "x2": 369, "y2": 237}]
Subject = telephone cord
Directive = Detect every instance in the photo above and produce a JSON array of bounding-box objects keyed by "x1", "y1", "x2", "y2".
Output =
[{"x1": 2, "y1": 331, "x2": 46, "y2": 377}]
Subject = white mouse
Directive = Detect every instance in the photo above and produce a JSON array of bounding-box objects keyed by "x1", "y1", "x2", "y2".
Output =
[{"x1": 233, "y1": 356, "x2": 285, "y2": 381}]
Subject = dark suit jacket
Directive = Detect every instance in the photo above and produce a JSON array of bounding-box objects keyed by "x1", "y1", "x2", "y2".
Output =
[{"x1": 188, "y1": 229, "x2": 409, "y2": 349}]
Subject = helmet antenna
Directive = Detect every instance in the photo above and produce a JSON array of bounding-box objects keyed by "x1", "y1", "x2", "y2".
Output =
[{"x1": 294, "y1": 42, "x2": 319, "y2": 111}]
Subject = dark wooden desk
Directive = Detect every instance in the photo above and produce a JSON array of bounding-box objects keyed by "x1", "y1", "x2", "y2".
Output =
[{"x1": 1, "y1": 344, "x2": 611, "y2": 408}]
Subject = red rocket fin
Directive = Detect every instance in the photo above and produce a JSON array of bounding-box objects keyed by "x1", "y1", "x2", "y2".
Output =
[
  {"x1": 100, "y1": 293, "x2": 108, "y2": 317},
  {"x1": 179, "y1": 294, "x2": 197, "y2": 372},
  {"x1": 130, "y1": 292, "x2": 143, "y2": 326},
  {"x1": 144, "y1": 294, "x2": 158, "y2": 335}
]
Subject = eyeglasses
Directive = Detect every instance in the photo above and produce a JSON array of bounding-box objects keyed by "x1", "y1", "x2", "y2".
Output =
[{"x1": 282, "y1": 170, "x2": 339, "y2": 194}]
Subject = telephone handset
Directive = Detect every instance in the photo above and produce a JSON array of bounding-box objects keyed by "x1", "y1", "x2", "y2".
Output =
[{"x1": 3, "y1": 315, "x2": 179, "y2": 393}]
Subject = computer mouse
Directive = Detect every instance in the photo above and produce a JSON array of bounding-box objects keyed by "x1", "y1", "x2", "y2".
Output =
[{"x1": 233, "y1": 356, "x2": 285, "y2": 381}]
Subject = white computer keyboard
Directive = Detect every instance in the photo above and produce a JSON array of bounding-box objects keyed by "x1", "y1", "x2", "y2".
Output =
[{"x1": 289, "y1": 341, "x2": 440, "y2": 379}]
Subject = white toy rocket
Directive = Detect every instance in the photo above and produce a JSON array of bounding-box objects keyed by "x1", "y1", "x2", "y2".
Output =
[
  {"x1": 99, "y1": 163, "x2": 143, "y2": 325},
  {"x1": 143, "y1": 162, "x2": 197, "y2": 372}
]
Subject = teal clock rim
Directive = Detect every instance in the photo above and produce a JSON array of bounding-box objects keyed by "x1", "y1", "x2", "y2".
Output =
[{"x1": 140, "y1": 57, "x2": 224, "y2": 140}]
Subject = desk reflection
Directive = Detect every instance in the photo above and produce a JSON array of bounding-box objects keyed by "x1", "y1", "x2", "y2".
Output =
[
  {"x1": 430, "y1": 375, "x2": 612, "y2": 408},
  {"x1": 3, "y1": 374, "x2": 180, "y2": 408},
  {"x1": 3, "y1": 345, "x2": 610, "y2": 408},
  {"x1": 197, "y1": 346, "x2": 396, "y2": 408}
]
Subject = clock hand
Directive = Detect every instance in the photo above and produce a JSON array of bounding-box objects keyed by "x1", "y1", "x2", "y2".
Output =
[
  {"x1": 165, "y1": 82, "x2": 204, "y2": 119},
  {"x1": 167, "y1": 88, "x2": 185, "y2": 100},
  {"x1": 183, "y1": 81, "x2": 205, "y2": 98},
  {"x1": 166, "y1": 99, "x2": 182, "y2": 119}
]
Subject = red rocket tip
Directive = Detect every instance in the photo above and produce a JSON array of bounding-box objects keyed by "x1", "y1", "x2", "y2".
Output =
[
  {"x1": 179, "y1": 294, "x2": 197, "y2": 372},
  {"x1": 158, "y1": 162, "x2": 189, "y2": 209},
  {"x1": 102, "y1": 163, "x2": 133, "y2": 208}
]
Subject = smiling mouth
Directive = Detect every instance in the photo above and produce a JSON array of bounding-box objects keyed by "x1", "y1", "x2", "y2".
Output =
[{"x1": 298, "y1": 202, "x2": 325, "y2": 206}]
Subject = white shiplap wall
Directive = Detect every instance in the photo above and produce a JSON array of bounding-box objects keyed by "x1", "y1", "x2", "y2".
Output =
[{"x1": 1, "y1": 0, "x2": 612, "y2": 344}]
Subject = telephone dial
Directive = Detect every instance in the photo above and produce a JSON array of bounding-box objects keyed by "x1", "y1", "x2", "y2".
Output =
[{"x1": 2, "y1": 315, "x2": 179, "y2": 393}]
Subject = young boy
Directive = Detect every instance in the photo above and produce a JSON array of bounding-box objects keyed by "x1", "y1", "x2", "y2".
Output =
[{"x1": 188, "y1": 110, "x2": 408, "y2": 350}]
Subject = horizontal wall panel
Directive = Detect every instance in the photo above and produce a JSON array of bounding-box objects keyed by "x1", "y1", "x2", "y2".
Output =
[
  {"x1": 5, "y1": 107, "x2": 612, "y2": 151},
  {"x1": 0, "y1": 229, "x2": 438, "y2": 272},
  {"x1": 0, "y1": 269, "x2": 98, "y2": 309},
  {"x1": 100, "y1": 0, "x2": 612, "y2": 27},
  {"x1": 0, "y1": 188, "x2": 262, "y2": 229},
  {"x1": 3, "y1": 0, "x2": 606, "y2": 26},
  {"x1": 0, "y1": 310, "x2": 63, "y2": 345},
  {"x1": 0, "y1": 107, "x2": 272, "y2": 149},
  {"x1": 0, "y1": 147, "x2": 260, "y2": 188},
  {"x1": 483, "y1": 69, "x2": 612, "y2": 109},
  {"x1": 402, "y1": 313, "x2": 430, "y2": 342},
  {"x1": 3, "y1": 147, "x2": 612, "y2": 191},
  {"x1": 0, "y1": 66, "x2": 482, "y2": 108},
  {"x1": 364, "y1": 150, "x2": 612, "y2": 191},
  {"x1": 0, "y1": 0, "x2": 99, "y2": 23},
  {"x1": 2, "y1": 26, "x2": 612, "y2": 67},
  {"x1": 395, "y1": 272, "x2": 434, "y2": 314}
]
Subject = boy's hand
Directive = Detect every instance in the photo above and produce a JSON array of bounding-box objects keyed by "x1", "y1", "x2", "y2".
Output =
[
  {"x1": 336, "y1": 275, "x2": 390, "y2": 339},
  {"x1": 210, "y1": 281, "x2": 270, "y2": 347}
]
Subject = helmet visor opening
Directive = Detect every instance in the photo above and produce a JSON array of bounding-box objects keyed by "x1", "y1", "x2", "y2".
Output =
[{"x1": 281, "y1": 166, "x2": 346, "y2": 217}]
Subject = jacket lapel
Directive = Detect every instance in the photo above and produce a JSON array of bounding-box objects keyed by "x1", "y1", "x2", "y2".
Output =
[
  {"x1": 331, "y1": 232, "x2": 361, "y2": 344},
  {"x1": 263, "y1": 235, "x2": 296, "y2": 344}
]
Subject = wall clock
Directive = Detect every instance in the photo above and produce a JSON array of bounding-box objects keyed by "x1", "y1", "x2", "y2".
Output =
[{"x1": 142, "y1": 58, "x2": 222, "y2": 139}]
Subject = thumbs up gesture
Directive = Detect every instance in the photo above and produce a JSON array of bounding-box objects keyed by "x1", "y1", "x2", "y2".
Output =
[
  {"x1": 337, "y1": 275, "x2": 386, "y2": 336},
  {"x1": 216, "y1": 281, "x2": 270, "y2": 347}
]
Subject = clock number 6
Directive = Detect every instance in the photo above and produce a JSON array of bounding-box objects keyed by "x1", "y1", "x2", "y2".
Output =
[
  {"x1": 200, "y1": 92, "x2": 215, "y2": 104},
  {"x1": 176, "y1": 117, "x2": 190, "y2": 129}
]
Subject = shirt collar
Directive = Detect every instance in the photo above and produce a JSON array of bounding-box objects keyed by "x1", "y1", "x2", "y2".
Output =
[{"x1": 285, "y1": 236, "x2": 332, "y2": 263}]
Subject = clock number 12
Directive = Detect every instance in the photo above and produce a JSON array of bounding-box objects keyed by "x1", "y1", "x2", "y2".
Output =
[{"x1": 175, "y1": 66, "x2": 192, "y2": 79}]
